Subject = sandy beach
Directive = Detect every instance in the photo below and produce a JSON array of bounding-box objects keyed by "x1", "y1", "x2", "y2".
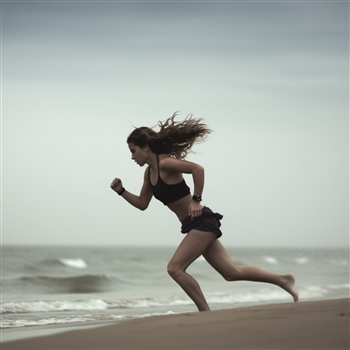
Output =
[{"x1": 2, "y1": 298, "x2": 349, "y2": 350}]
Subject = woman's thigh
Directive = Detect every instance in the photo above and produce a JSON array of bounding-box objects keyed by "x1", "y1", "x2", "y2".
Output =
[
  {"x1": 202, "y1": 239, "x2": 240, "y2": 278},
  {"x1": 168, "y1": 230, "x2": 218, "y2": 271}
]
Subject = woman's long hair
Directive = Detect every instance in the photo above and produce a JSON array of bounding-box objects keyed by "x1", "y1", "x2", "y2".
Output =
[{"x1": 127, "y1": 113, "x2": 212, "y2": 159}]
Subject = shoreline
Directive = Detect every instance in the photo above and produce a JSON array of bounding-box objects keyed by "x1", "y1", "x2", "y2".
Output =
[
  {"x1": 2, "y1": 298, "x2": 349, "y2": 350},
  {"x1": 1, "y1": 321, "x2": 120, "y2": 343}
]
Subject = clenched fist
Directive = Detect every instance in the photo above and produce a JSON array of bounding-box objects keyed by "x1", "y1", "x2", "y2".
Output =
[{"x1": 110, "y1": 178, "x2": 123, "y2": 193}]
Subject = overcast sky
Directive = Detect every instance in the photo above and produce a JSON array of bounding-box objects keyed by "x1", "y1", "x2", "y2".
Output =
[{"x1": 2, "y1": 0, "x2": 349, "y2": 248}]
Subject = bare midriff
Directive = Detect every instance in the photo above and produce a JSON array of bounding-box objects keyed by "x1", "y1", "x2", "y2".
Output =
[{"x1": 167, "y1": 194, "x2": 193, "y2": 222}]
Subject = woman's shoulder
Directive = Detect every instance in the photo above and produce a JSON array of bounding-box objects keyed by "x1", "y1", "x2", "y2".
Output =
[
  {"x1": 158, "y1": 154, "x2": 182, "y2": 164},
  {"x1": 158, "y1": 154, "x2": 192, "y2": 173},
  {"x1": 159, "y1": 153, "x2": 203, "y2": 175}
]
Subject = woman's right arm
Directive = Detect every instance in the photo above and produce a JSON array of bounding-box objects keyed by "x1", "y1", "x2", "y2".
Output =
[{"x1": 110, "y1": 169, "x2": 153, "y2": 211}]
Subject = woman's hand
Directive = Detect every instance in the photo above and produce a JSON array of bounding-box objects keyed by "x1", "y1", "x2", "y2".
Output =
[
  {"x1": 110, "y1": 178, "x2": 123, "y2": 193},
  {"x1": 188, "y1": 201, "x2": 203, "y2": 220}
]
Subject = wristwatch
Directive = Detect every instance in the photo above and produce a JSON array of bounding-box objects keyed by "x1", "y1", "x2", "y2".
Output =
[{"x1": 192, "y1": 195, "x2": 202, "y2": 202}]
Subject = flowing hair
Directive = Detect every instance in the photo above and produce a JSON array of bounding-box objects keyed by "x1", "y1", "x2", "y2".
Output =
[{"x1": 127, "y1": 113, "x2": 212, "y2": 159}]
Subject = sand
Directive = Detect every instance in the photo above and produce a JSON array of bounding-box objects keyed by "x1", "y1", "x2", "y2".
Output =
[{"x1": 2, "y1": 298, "x2": 349, "y2": 350}]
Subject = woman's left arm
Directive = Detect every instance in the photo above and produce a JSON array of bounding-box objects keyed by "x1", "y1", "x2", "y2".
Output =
[
  {"x1": 161, "y1": 157, "x2": 205, "y2": 218},
  {"x1": 188, "y1": 163, "x2": 204, "y2": 200}
]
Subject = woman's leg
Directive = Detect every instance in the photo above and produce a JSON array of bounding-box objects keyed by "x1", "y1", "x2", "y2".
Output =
[
  {"x1": 167, "y1": 230, "x2": 218, "y2": 311},
  {"x1": 203, "y1": 239, "x2": 299, "y2": 302}
]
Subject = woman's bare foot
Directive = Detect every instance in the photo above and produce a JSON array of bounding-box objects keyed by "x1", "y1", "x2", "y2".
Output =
[{"x1": 279, "y1": 274, "x2": 299, "y2": 302}]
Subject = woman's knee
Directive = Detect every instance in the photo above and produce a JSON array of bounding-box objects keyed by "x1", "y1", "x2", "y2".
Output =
[
  {"x1": 167, "y1": 261, "x2": 183, "y2": 279},
  {"x1": 222, "y1": 265, "x2": 242, "y2": 281}
]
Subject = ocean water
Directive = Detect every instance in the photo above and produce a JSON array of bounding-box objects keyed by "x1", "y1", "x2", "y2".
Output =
[{"x1": 1, "y1": 245, "x2": 349, "y2": 334}]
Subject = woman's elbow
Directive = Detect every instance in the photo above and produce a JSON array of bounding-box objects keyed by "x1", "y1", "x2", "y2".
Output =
[
  {"x1": 194, "y1": 164, "x2": 205, "y2": 175},
  {"x1": 138, "y1": 199, "x2": 150, "y2": 211}
]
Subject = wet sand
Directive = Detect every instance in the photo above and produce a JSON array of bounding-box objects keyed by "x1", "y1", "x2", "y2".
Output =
[{"x1": 2, "y1": 298, "x2": 349, "y2": 350}]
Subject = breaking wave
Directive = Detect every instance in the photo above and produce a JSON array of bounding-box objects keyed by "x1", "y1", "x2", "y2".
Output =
[{"x1": 4, "y1": 274, "x2": 116, "y2": 294}]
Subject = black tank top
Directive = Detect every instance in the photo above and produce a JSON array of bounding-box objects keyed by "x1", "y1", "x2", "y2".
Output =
[{"x1": 149, "y1": 155, "x2": 190, "y2": 206}]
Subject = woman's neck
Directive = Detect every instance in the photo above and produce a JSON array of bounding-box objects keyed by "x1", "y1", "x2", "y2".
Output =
[{"x1": 146, "y1": 152, "x2": 158, "y2": 169}]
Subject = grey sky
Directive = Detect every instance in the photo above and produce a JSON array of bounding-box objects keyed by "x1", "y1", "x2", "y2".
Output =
[{"x1": 2, "y1": 0, "x2": 349, "y2": 248}]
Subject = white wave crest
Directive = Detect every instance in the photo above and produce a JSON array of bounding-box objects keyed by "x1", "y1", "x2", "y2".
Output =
[
  {"x1": 295, "y1": 257, "x2": 310, "y2": 264},
  {"x1": 1, "y1": 299, "x2": 107, "y2": 314},
  {"x1": 59, "y1": 259, "x2": 87, "y2": 269},
  {"x1": 1, "y1": 311, "x2": 175, "y2": 328},
  {"x1": 328, "y1": 283, "x2": 350, "y2": 290},
  {"x1": 262, "y1": 256, "x2": 278, "y2": 264}
]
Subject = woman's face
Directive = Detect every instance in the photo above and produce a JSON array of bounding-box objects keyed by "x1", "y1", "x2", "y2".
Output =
[{"x1": 128, "y1": 142, "x2": 148, "y2": 166}]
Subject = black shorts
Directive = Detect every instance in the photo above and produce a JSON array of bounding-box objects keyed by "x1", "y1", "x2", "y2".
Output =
[{"x1": 181, "y1": 206, "x2": 223, "y2": 238}]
